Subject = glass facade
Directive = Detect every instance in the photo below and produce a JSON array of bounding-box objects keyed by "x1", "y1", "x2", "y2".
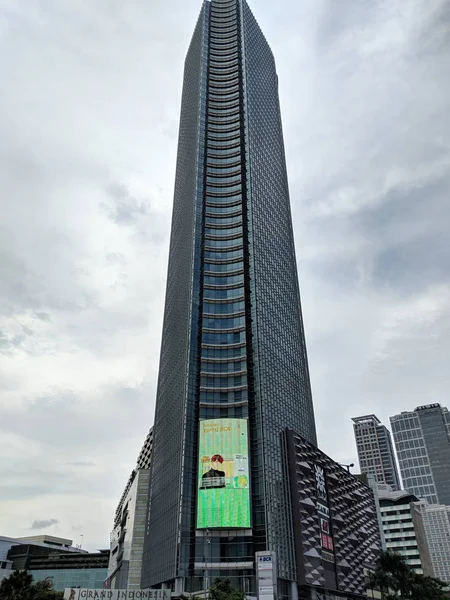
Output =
[
  {"x1": 142, "y1": 0, "x2": 317, "y2": 595},
  {"x1": 31, "y1": 568, "x2": 108, "y2": 591},
  {"x1": 390, "y1": 404, "x2": 450, "y2": 505}
]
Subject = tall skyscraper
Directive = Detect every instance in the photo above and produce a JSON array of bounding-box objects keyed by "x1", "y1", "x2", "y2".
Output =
[
  {"x1": 390, "y1": 404, "x2": 450, "y2": 505},
  {"x1": 352, "y1": 414, "x2": 401, "y2": 490},
  {"x1": 142, "y1": 0, "x2": 317, "y2": 595}
]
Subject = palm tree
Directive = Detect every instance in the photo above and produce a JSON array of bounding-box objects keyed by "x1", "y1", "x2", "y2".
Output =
[
  {"x1": 0, "y1": 570, "x2": 34, "y2": 600},
  {"x1": 369, "y1": 550, "x2": 447, "y2": 599}
]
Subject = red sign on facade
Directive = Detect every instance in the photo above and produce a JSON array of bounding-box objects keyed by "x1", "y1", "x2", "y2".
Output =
[{"x1": 321, "y1": 533, "x2": 334, "y2": 551}]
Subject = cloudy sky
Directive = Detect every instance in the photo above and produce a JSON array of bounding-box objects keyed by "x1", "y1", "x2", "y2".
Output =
[{"x1": 0, "y1": 0, "x2": 449, "y2": 550}]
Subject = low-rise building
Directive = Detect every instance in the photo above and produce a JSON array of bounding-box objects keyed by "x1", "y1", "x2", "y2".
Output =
[
  {"x1": 0, "y1": 535, "x2": 82, "y2": 583},
  {"x1": 26, "y1": 549, "x2": 109, "y2": 591}
]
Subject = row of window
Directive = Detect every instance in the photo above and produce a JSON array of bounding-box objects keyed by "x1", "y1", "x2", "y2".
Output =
[
  {"x1": 204, "y1": 273, "x2": 243, "y2": 286},
  {"x1": 202, "y1": 331, "x2": 245, "y2": 345},
  {"x1": 205, "y1": 239, "x2": 243, "y2": 250},
  {"x1": 203, "y1": 300, "x2": 245, "y2": 313},
  {"x1": 206, "y1": 210, "x2": 242, "y2": 221},
  {"x1": 200, "y1": 345, "x2": 245, "y2": 359},
  {"x1": 207, "y1": 146, "x2": 241, "y2": 157},
  {"x1": 204, "y1": 250, "x2": 243, "y2": 262},
  {"x1": 206, "y1": 184, "x2": 241, "y2": 195},
  {"x1": 208, "y1": 133, "x2": 240, "y2": 143},
  {"x1": 210, "y1": 24, "x2": 237, "y2": 34},
  {"x1": 207, "y1": 139, "x2": 240, "y2": 150},
  {"x1": 200, "y1": 375, "x2": 247, "y2": 388},
  {"x1": 208, "y1": 122, "x2": 240, "y2": 133},
  {"x1": 207, "y1": 174, "x2": 241, "y2": 185},
  {"x1": 205, "y1": 216, "x2": 242, "y2": 227},
  {"x1": 203, "y1": 316, "x2": 245, "y2": 329},
  {"x1": 199, "y1": 390, "x2": 248, "y2": 404},
  {"x1": 209, "y1": 101, "x2": 240, "y2": 111},
  {"x1": 201, "y1": 360, "x2": 246, "y2": 373},
  {"x1": 207, "y1": 165, "x2": 241, "y2": 175},
  {"x1": 207, "y1": 153, "x2": 241, "y2": 164},
  {"x1": 204, "y1": 286, "x2": 244, "y2": 299},
  {"x1": 209, "y1": 76, "x2": 239, "y2": 87},
  {"x1": 210, "y1": 40, "x2": 238, "y2": 50},
  {"x1": 205, "y1": 259, "x2": 243, "y2": 271}
]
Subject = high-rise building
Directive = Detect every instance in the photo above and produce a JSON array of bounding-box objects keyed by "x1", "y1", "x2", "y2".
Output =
[
  {"x1": 416, "y1": 502, "x2": 450, "y2": 585},
  {"x1": 377, "y1": 488, "x2": 432, "y2": 576},
  {"x1": 390, "y1": 404, "x2": 450, "y2": 505},
  {"x1": 352, "y1": 415, "x2": 401, "y2": 490},
  {"x1": 142, "y1": 0, "x2": 317, "y2": 595}
]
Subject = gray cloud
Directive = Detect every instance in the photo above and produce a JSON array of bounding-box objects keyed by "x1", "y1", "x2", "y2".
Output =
[
  {"x1": 0, "y1": 0, "x2": 448, "y2": 548},
  {"x1": 102, "y1": 184, "x2": 150, "y2": 226},
  {"x1": 31, "y1": 519, "x2": 59, "y2": 530}
]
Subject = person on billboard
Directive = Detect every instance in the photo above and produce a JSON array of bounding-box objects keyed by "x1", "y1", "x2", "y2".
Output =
[{"x1": 200, "y1": 454, "x2": 226, "y2": 489}]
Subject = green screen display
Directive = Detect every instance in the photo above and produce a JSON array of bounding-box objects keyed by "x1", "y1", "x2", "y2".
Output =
[{"x1": 197, "y1": 418, "x2": 251, "y2": 529}]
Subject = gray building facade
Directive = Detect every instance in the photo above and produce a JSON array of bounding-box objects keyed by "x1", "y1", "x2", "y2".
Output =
[
  {"x1": 416, "y1": 502, "x2": 450, "y2": 584},
  {"x1": 142, "y1": 0, "x2": 316, "y2": 595},
  {"x1": 390, "y1": 404, "x2": 450, "y2": 505},
  {"x1": 107, "y1": 428, "x2": 153, "y2": 589},
  {"x1": 352, "y1": 415, "x2": 401, "y2": 490},
  {"x1": 285, "y1": 430, "x2": 382, "y2": 600},
  {"x1": 377, "y1": 489, "x2": 432, "y2": 576}
]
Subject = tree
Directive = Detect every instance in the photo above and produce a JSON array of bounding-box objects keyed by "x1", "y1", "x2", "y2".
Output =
[
  {"x1": 0, "y1": 571, "x2": 63, "y2": 600},
  {"x1": 0, "y1": 570, "x2": 34, "y2": 600},
  {"x1": 369, "y1": 550, "x2": 446, "y2": 600},
  {"x1": 209, "y1": 578, "x2": 246, "y2": 600}
]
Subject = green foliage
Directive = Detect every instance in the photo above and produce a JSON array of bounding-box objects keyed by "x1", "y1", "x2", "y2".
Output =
[
  {"x1": 0, "y1": 571, "x2": 64, "y2": 600},
  {"x1": 369, "y1": 550, "x2": 447, "y2": 600},
  {"x1": 209, "y1": 577, "x2": 246, "y2": 600}
]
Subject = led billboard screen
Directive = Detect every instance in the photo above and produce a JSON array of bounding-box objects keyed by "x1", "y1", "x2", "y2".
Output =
[{"x1": 197, "y1": 418, "x2": 250, "y2": 528}]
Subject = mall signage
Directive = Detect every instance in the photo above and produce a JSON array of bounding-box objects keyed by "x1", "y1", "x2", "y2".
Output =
[
  {"x1": 314, "y1": 464, "x2": 335, "y2": 563},
  {"x1": 64, "y1": 590, "x2": 171, "y2": 600}
]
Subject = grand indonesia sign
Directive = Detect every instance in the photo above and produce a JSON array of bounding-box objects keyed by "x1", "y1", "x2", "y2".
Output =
[{"x1": 64, "y1": 590, "x2": 171, "y2": 600}]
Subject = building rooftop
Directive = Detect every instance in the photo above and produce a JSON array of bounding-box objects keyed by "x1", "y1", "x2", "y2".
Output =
[{"x1": 352, "y1": 414, "x2": 381, "y2": 424}]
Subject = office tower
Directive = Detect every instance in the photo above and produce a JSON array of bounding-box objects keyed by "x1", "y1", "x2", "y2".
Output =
[
  {"x1": 377, "y1": 489, "x2": 432, "y2": 575},
  {"x1": 352, "y1": 414, "x2": 401, "y2": 490},
  {"x1": 142, "y1": 0, "x2": 317, "y2": 595},
  {"x1": 107, "y1": 429, "x2": 153, "y2": 590},
  {"x1": 416, "y1": 503, "x2": 450, "y2": 585},
  {"x1": 390, "y1": 404, "x2": 450, "y2": 505}
]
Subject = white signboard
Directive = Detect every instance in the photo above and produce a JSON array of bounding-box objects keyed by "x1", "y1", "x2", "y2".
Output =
[
  {"x1": 256, "y1": 552, "x2": 276, "y2": 600},
  {"x1": 64, "y1": 590, "x2": 171, "y2": 600}
]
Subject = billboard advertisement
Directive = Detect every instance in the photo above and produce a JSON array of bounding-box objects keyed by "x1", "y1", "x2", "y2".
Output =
[{"x1": 197, "y1": 418, "x2": 250, "y2": 528}]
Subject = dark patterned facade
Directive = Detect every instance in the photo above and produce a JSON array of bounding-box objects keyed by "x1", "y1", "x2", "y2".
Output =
[
  {"x1": 142, "y1": 0, "x2": 317, "y2": 595},
  {"x1": 284, "y1": 430, "x2": 381, "y2": 599}
]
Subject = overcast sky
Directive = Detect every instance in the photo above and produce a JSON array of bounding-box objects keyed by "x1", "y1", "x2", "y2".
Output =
[{"x1": 0, "y1": 0, "x2": 449, "y2": 551}]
